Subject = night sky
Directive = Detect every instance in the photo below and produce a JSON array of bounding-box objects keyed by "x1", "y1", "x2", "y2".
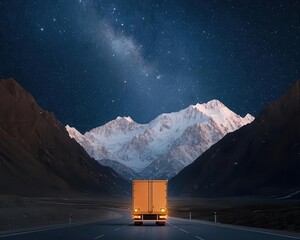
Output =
[{"x1": 0, "y1": 1, "x2": 299, "y2": 133}]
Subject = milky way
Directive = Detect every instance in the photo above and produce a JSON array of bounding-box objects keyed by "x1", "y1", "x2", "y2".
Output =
[{"x1": 0, "y1": 0, "x2": 299, "y2": 132}]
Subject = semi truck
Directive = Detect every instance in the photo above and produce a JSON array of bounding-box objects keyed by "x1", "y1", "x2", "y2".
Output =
[{"x1": 132, "y1": 180, "x2": 168, "y2": 225}]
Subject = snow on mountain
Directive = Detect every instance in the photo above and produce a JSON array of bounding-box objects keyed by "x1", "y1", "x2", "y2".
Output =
[
  {"x1": 66, "y1": 125, "x2": 117, "y2": 161},
  {"x1": 66, "y1": 100, "x2": 254, "y2": 179},
  {"x1": 98, "y1": 159, "x2": 141, "y2": 180}
]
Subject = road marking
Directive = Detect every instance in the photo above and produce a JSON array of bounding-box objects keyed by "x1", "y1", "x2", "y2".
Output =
[
  {"x1": 179, "y1": 228, "x2": 189, "y2": 234},
  {"x1": 195, "y1": 236, "x2": 205, "y2": 240},
  {"x1": 0, "y1": 215, "x2": 124, "y2": 239},
  {"x1": 173, "y1": 225, "x2": 178, "y2": 228},
  {"x1": 0, "y1": 222, "x2": 92, "y2": 238},
  {"x1": 113, "y1": 228, "x2": 120, "y2": 232},
  {"x1": 93, "y1": 235, "x2": 104, "y2": 239},
  {"x1": 227, "y1": 229, "x2": 300, "y2": 240},
  {"x1": 170, "y1": 217, "x2": 300, "y2": 240}
]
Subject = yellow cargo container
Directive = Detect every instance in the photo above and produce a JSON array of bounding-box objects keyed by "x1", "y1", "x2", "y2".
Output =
[{"x1": 132, "y1": 180, "x2": 167, "y2": 225}]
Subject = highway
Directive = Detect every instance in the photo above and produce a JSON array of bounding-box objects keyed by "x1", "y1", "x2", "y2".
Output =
[{"x1": 0, "y1": 209, "x2": 300, "y2": 240}]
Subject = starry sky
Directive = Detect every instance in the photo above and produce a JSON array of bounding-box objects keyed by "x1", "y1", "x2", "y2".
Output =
[{"x1": 0, "y1": 0, "x2": 299, "y2": 133}]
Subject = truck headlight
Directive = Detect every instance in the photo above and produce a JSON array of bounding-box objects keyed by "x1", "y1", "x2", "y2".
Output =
[
  {"x1": 159, "y1": 215, "x2": 167, "y2": 219},
  {"x1": 133, "y1": 215, "x2": 141, "y2": 219}
]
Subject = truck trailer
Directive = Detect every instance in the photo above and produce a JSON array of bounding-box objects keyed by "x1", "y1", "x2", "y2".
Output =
[{"x1": 132, "y1": 180, "x2": 167, "y2": 225}]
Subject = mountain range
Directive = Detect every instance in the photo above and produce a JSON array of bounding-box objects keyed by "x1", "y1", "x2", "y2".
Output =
[
  {"x1": 169, "y1": 79, "x2": 300, "y2": 198},
  {"x1": 67, "y1": 100, "x2": 254, "y2": 179},
  {"x1": 0, "y1": 78, "x2": 129, "y2": 196},
  {"x1": 1, "y1": 77, "x2": 298, "y2": 199}
]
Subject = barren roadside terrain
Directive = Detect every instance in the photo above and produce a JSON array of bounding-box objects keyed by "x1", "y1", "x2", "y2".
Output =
[
  {"x1": 168, "y1": 197, "x2": 300, "y2": 232},
  {"x1": 0, "y1": 195, "x2": 131, "y2": 232},
  {"x1": 1, "y1": 195, "x2": 299, "y2": 233}
]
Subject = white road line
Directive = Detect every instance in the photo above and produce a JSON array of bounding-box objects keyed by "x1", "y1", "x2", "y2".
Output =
[
  {"x1": 195, "y1": 236, "x2": 205, "y2": 240},
  {"x1": 170, "y1": 217, "x2": 300, "y2": 240},
  {"x1": 0, "y1": 222, "x2": 87, "y2": 238},
  {"x1": 173, "y1": 225, "x2": 178, "y2": 228},
  {"x1": 0, "y1": 217, "x2": 114, "y2": 238},
  {"x1": 113, "y1": 228, "x2": 120, "y2": 232},
  {"x1": 230, "y1": 229, "x2": 300, "y2": 240},
  {"x1": 93, "y1": 234, "x2": 104, "y2": 239},
  {"x1": 179, "y1": 228, "x2": 189, "y2": 234}
]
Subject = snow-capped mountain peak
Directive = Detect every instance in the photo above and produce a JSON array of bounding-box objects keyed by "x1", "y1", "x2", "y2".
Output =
[
  {"x1": 66, "y1": 125, "x2": 84, "y2": 140},
  {"x1": 193, "y1": 99, "x2": 224, "y2": 110},
  {"x1": 116, "y1": 116, "x2": 134, "y2": 122},
  {"x1": 86, "y1": 116, "x2": 143, "y2": 142},
  {"x1": 244, "y1": 113, "x2": 255, "y2": 122},
  {"x1": 66, "y1": 100, "x2": 254, "y2": 179}
]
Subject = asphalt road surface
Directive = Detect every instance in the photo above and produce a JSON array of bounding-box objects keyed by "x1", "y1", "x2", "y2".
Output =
[{"x1": 1, "y1": 209, "x2": 300, "y2": 240}]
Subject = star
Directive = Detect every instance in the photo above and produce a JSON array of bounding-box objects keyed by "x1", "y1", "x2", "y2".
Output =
[{"x1": 1, "y1": 0, "x2": 298, "y2": 135}]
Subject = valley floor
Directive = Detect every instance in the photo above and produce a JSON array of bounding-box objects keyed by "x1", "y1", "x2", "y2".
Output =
[
  {"x1": 0, "y1": 195, "x2": 299, "y2": 233},
  {"x1": 0, "y1": 195, "x2": 131, "y2": 232},
  {"x1": 169, "y1": 197, "x2": 300, "y2": 233}
]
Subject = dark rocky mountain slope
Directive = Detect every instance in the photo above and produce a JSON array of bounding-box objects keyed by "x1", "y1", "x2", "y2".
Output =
[
  {"x1": 169, "y1": 80, "x2": 300, "y2": 197},
  {"x1": 0, "y1": 78, "x2": 129, "y2": 196}
]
